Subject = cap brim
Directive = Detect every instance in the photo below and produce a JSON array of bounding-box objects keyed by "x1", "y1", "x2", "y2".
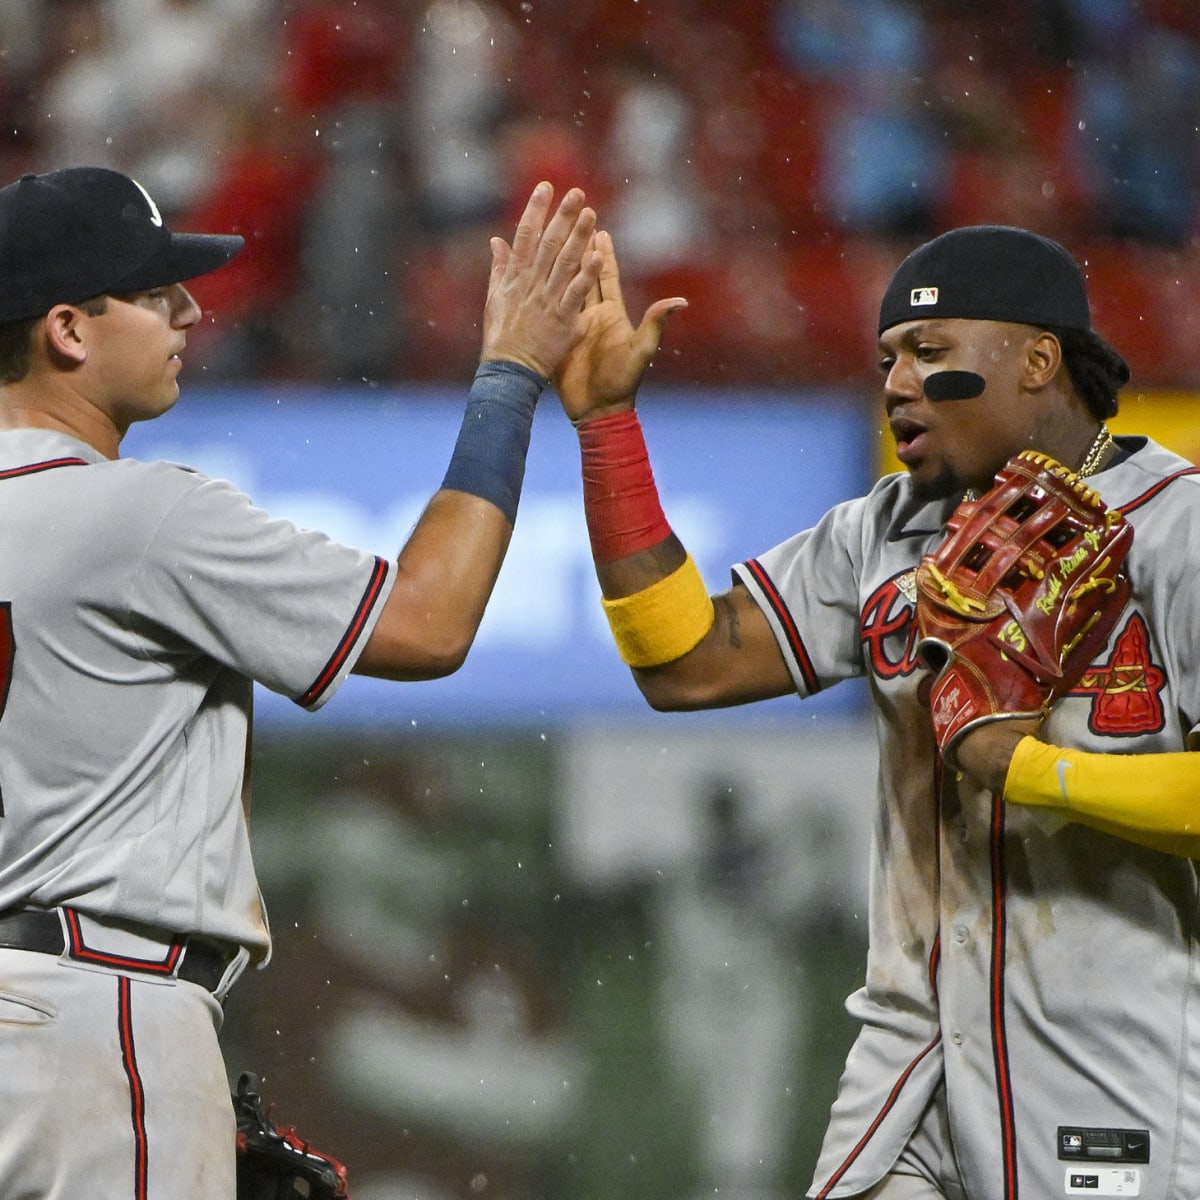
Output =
[{"x1": 109, "y1": 232, "x2": 244, "y2": 293}]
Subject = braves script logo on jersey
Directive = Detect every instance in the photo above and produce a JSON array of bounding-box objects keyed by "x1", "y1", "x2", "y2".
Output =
[
  {"x1": 861, "y1": 571, "x2": 922, "y2": 678},
  {"x1": 1075, "y1": 613, "x2": 1166, "y2": 736}
]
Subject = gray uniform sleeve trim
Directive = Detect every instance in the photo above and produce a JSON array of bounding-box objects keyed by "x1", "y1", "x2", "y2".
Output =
[{"x1": 295, "y1": 555, "x2": 391, "y2": 709}]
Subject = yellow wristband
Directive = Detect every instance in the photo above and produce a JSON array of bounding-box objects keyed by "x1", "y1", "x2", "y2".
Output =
[
  {"x1": 1005, "y1": 736, "x2": 1200, "y2": 857},
  {"x1": 601, "y1": 554, "x2": 715, "y2": 668}
]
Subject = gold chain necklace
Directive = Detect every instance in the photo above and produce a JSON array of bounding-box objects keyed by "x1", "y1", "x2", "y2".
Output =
[
  {"x1": 961, "y1": 424, "x2": 1112, "y2": 501},
  {"x1": 1078, "y1": 422, "x2": 1113, "y2": 478}
]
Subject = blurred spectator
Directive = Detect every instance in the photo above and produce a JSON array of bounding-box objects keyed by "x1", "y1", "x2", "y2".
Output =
[
  {"x1": 495, "y1": 113, "x2": 600, "y2": 228},
  {"x1": 29, "y1": 0, "x2": 128, "y2": 174},
  {"x1": 406, "y1": 0, "x2": 516, "y2": 235},
  {"x1": 0, "y1": 0, "x2": 44, "y2": 166},
  {"x1": 5, "y1": 0, "x2": 1200, "y2": 385},
  {"x1": 399, "y1": 226, "x2": 494, "y2": 382},
  {"x1": 773, "y1": 0, "x2": 922, "y2": 76},
  {"x1": 277, "y1": 0, "x2": 409, "y2": 120},
  {"x1": 111, "y1": 0, "x2": 271, "y2": 213},
  {"x1": 0, "y1": 0, "x2": 41, "y2": 79},
  {"x1": 1064, "y1": 0, "x2": 1200, "y2": 245},
  {"x1": 774, "y1": 0, "x2": 949, "y2": 236},
  {"x1": 591, "y1": 48, "x2": 709, "y2": 273},
  {"x1": 30, "y1": 0, "x2": 271, "y2": 216},
  {"x1": 820, "y1": 76, "x2": 949, "y2": 237},
  {"x1": 294, "y1": 104, "x2": 410, "y2": 383},
  {"x1": 274, "y1": 0, "x2": 414, "y2": 382},
  {"x1": 924, "y1": 36, "x2": 1088, "y2": 237},
  {"x1": 175, "y1": 96, "x2": 323, "y2": 381}
]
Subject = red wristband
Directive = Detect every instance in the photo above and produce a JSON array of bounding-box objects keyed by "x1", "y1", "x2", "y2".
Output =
[{"x1": 578, "y1": 410, "x2": 673, "y2": 563}]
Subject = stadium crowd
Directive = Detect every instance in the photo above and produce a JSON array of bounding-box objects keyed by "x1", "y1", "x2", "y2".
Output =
[{"x1": 2, "y1": 0, "x2": 1199, "y2": 388}]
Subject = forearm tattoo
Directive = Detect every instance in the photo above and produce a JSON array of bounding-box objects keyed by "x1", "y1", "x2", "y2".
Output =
[{"x1": 713, "y1": 593, "x2": 742, "y2": 649}]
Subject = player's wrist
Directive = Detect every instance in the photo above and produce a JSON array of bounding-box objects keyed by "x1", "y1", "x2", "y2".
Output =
[
  {"x1": 577, "y1": 407, "x2": 672, "y2": 562},
  {"x1": 570, "y1": 400, "x2": 638, "y2": 429},
  {"x1": 440, "y1": 361, "x2": 545, "y2": 524},
  {"x1": 475, "y1": 357, "x2": 548, "y2": 387},
  {"x1": 955, "y1": 722, "x2": 1036, "y2": 793}
]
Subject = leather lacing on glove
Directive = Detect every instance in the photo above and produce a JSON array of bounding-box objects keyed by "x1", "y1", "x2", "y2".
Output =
[{"x1": 914, "y1": 449, "x2": 1134, "y2": 769}]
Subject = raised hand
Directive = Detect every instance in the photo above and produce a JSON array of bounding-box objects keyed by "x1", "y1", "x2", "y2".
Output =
[
  {"x1": 553, "y1": 229, "x2": 688, "y2": 424},
  {"x1": 480, "y1": 182, "x2": 602, "y2": 379}
]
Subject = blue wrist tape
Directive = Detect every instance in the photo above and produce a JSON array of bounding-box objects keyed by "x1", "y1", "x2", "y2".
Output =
[{"x1": 440, "y1": 360, "x2": 544, "y2": 524}]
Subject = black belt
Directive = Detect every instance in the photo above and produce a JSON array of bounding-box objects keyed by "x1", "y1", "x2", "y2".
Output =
[{"x1": 0, "y1": 907, "x2": 237, "y2": 993}]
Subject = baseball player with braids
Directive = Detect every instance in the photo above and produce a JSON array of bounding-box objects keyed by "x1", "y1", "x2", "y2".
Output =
[
  {"x1": 0, "y1": 166, "x2": 602, "y2": 1198},
  {"x1": 556, "y1": 225, "x2": 1200, "y2": 1199}
]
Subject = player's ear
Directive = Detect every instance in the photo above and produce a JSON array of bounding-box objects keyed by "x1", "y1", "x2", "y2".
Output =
[
  {"x1": 1022, "y1": 330, "x2": 1063, "y2": 392},
  {"x1": 42, "y1": 302, "x2": 92, "y2": 366}
]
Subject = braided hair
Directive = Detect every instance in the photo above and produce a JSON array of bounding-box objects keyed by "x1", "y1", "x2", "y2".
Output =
[{"x1": 1048, "y1": 325, "x2": 1131, "y2": 420}]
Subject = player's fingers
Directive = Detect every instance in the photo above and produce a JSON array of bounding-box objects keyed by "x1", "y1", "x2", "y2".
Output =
[
  {"x1": 582, "y1": 232, "x2": 604, "y2": 308},
  {"x1": 558, "y1": 249, "x2": 604, "y2": 317},
  {"x1": 506, "y1": 181, "x2": 554, "y2": 272},
  {"x1": 532, "y1": 187, "x2": 588, "y2": 284},
  {"x1": 633, "y1": 295, "x2": 689, "y2": 359},
  {"x1": 545, "y1": 205, "x2": 598, "y2": 306},
  {"x1": 593, "y1": 231, "x2": 625, "y2": 307},
  {"x1": 486, "y1": 236, "x2": 512, "y2": 301}
]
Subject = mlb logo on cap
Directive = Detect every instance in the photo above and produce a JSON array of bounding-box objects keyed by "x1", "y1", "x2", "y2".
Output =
[{"x1": 910, "y1": 287, "x2": 939, "y2": 306}]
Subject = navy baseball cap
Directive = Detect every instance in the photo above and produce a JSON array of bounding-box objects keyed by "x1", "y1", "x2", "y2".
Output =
[
  {"x1": 0, "y1": 166, "x2": 244, "y2": 322},
  {"x1": 878, "y1": 225, "x2": 1091, "y2": 336}
]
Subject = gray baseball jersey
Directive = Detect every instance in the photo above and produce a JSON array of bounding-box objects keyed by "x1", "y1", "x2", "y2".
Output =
[
  {"x1": 0, "y1": 428, "x2": 394, "y2": 959},
  {"x1": 733, "y1": 435, "x2": 1200, "y2": 1200}
]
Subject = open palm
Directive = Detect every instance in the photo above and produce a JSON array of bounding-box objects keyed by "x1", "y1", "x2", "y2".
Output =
[{"x1": 554, "y1": 230, "x2": 687, "y2": 424}]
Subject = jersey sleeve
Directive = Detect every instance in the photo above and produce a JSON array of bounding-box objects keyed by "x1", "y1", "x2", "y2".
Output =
[
  {"x1": 732, "y1": 493, "x2": 872, "y2": 698},
  {"x1": 125, "y1": 469, "x2": 395, "y2": 710}
]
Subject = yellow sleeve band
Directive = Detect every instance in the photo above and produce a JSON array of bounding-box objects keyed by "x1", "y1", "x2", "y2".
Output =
[
  {"x1": 1005, "y1": 735, "x2": 1200, "y2": 857},
  {"x1": 601, "y1": 554, "x2": 716, "y2": 668}
]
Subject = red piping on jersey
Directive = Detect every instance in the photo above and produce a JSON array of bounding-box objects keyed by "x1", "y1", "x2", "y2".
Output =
[
  {"x1": 64, "y1": 907, "x2": 185, "y2": 974},
  {"x1": 117, "y1": 976, "x2": 150, "y2": 1200},
  {"x1": 296, "y1": 555, "x2": 391, "y2": 708},
  {"x1": 0, "y1": 457, "x2": 89, "y2": 480},
  {"x1": 816, "y1": 743, "x2": 948, "y2": 1197},
  {"x1": 814, "y1": 1030, "x2": 944, "y2": 1199},
  {"x1": 931, "y1": 753, "x2": 945, "y2": 1003},
  {"x1": 988, "y1": 793, "x2": 1019, "y2": 1200},
  {"x1": 1118, "y1": 466, "x2": 1200, "y2": 516},
  {"x1": 741, "y1": 558, "x2": 821, "y2": 694}
]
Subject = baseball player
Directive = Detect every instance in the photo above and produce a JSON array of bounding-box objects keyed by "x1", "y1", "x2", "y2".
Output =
[
  {"x1": 0, "y1": 166, "x2": 601, "y2": 1199},
  {"x1": 556, "y1": 225, "x2": 1200, "y2": 1199}
]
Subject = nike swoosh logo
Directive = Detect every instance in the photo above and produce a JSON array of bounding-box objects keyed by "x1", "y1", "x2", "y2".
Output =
[{"x1": 1056, "y1": 759, "x2": 1073, "y2": 802}]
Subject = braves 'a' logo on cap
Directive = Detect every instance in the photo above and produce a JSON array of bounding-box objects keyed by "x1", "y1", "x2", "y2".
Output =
[{"x1": 910, "y1": 287, "x2": 939, "y2": 306}]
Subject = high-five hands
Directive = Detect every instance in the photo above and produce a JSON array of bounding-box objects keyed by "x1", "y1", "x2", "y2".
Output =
[
  {"x1": 481, "y1": 182, "x2": 603, "y2": 379},
  {"x1": 554, "y1": 229, "x2": 688, "y2": 424}
]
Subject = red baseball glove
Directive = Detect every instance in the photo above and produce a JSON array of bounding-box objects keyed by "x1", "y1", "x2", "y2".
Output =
[{"x1": 915, "y1": 450, "x2": 1133, "y2": 768}]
